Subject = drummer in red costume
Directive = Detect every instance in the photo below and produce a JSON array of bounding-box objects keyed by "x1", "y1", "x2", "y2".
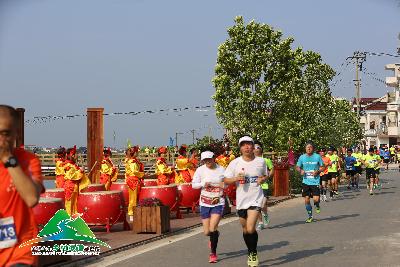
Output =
[
  {"x1": 63, "y1": 146, "x2": 90, "y2": 215},
  {"x1": 215, "y1": 144, "x2": 235, "y2": 168},
  {"x1": 175, "y1": 145, "x2": 194, "y2": 184},
  {"x1": 155, "y1": 146, "x2": 174, "y2": 185},
  {"x1": 125, "y1": 146, "x2": 145, "y2": 219},
  {"x1": 55, "y1": 146, "x2": 66, "y2": 188},
  {"x1": 100, "y1": 147, "x2": 118, "y2": 190}
]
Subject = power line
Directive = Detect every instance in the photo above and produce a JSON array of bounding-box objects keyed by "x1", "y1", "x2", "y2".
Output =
[{"x1": 26, "y1": 105, "x2": 212, "y2": 125}]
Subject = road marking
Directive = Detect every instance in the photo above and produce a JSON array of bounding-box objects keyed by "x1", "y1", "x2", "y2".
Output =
[{"x1": 85, "y1": 216, "x2": 239, "y2": 267}]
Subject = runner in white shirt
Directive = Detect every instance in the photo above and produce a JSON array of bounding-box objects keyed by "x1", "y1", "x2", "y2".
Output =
[
  {"x1": 192, "y1": 151, "x2": 225, "y2": 263},
  {"x1": 224, "y1": 136, "x2": 268, "y2": 267}
]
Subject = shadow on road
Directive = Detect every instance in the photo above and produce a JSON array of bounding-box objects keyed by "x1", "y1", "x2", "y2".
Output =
[
  {"x1": 269, "y1": 214, "x2": 359, "y2": 229},
  {"x1": 260, "y1": 246, "x2": 334, "y2": 266},
  {"x1": 375, "y1": 191, "x2": 395, "y2": 195},
  {"x1": 219, "y1": 241, "x2": 289, "y2": 260}
]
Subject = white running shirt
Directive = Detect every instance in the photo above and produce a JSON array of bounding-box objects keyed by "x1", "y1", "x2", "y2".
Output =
[
  {"x1": 192, "y1": 164, "x2": 225, "y2": 207},
  {"x1": 224, "y1": 156, "x2": 268, "y2": 210}
]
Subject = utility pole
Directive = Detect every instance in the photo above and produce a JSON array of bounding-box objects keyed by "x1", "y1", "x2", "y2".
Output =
[
  {"x1": 190, "y1": 129, "x2": 196, "y2": 144},
  {"x1": 347, "y1": 51, "x2": 367, "y2": 116},
  {"x1": 175, "y1": 132, "x2": 183, "y2": 147},
  {"x1": 208, "y1": 126, "x2": 212, "y2": 144}
]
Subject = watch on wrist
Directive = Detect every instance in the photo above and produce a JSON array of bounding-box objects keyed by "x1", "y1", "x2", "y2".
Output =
[{"x1": 4, "y1": 156, "x2": 18, "y2": 168}]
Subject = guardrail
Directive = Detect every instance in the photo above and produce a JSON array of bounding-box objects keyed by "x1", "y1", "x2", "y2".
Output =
[{"x1": 38, "y1": 151, "x2": 285, "y2": 177}]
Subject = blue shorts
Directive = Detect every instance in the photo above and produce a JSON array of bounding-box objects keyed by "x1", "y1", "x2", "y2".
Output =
[{"x1": 200, "y1": 205, "x2": 224, "y2": 219}]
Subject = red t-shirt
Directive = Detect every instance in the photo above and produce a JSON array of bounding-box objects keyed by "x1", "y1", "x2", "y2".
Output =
[{"x1": 0, "y1": 148, "x2": 44, "y2": 267}]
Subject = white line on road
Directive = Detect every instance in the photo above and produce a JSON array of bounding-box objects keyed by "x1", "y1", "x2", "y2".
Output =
[{"x1": 85, "y1": 216, "x2": 239, "y2": 267}]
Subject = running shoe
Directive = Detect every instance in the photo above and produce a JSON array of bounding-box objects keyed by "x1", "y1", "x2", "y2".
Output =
[
  {"x1": 347, "y1": 186, "x2": 351, "y2": 190},
  {"x1": 306, "y1": 217, "x2": 313, "y2": 223},
  {"x1": 315, "y1": 207, "x2": 321, "y2": 214},
  {"x1": 369, "y1": 190, "x2": 374, "y2": 195},
  {"x1": 209, "y1": 253, "x2": 218, "y2": 263},
  {"x1": 256, "y1": 222, "x2": 265, "y2": 231},
  {"x1": 247, "y1": 252, "x2": 259, "y2": 267},
  {"x1": 262, "y1": 212, "x2": 270, "y2": 226}
]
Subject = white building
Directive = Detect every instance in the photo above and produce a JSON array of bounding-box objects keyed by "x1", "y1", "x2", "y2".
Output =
[{"x1": 357, "y1": 63, "x2": 400, "y2": 148}]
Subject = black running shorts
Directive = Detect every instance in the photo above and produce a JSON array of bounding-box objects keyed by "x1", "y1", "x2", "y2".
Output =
[
  {"x1": 302, "y1": 184, "x2": 320, "y2": 197},
  {"x1": 366, "y1": 168, "x2": 376, "y2": 179},
  {"x1": 237, "y1": 206, "x2": 262, "y2": 219}
]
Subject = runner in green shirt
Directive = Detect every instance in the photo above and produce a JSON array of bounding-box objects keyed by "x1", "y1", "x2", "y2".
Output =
[
  {"x1": 362, "y1": 147, "x2": 381, "y2": 195},
  {"x1": 351, "y1": 147, "x2": 363, "y2": 189},
  {"x1": 254, "y1": 141, "x2": 273, "y2": 230},
  {"x1": 327, "y1": 147, "x2": 341, "y2": 198}
]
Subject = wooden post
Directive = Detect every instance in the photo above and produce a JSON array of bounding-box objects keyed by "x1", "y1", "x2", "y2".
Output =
[
  {"x1": 87, "y1": 108, "x2": 104, "y2": 183},
  {"x1": 273, "y1": 165, "x2": 289, "y2": 197},
  {"x1": 15, "y1": 108, "x2": 25, "y2": 148}
]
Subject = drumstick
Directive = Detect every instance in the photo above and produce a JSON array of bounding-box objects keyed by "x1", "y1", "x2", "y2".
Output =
[{"x1": 87, "y1": 161, "x2": 98, "y2": 176}]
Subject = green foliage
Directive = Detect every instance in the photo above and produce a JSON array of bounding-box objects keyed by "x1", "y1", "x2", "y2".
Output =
[
  {"x1": 212, "y1": 16, "x2": 361, "y2": 151},
  {"x1": 192, "y1": 135, "x2": 223, "y2": 154}
]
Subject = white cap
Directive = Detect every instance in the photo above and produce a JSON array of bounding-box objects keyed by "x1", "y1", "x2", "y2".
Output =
[
  {"x1": 238, "y1": 136, "x2": 254, "y2": 146},
  {"x1": 201, "y1": 151, "x2": 214, "y2": 160}
]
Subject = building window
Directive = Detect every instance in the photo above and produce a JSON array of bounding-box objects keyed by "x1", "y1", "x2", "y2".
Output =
[{"x1": 370, "y1": 121, "x2": 375, "y2": 130}]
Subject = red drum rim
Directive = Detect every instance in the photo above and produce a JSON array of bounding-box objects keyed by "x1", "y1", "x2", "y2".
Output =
[
  {"x1": 39, "y1": 197, "x2": 63, "y2": 203},
  {"x1": 87, "y1": 183, "x2": 105, "y2": 187},
  {"x1": 141, "y1": 184, "x2": 177, "y2": 189},
  {"x1": 44, "y1": 188, "x2": 64, "y2": 192},
  {"x1": 79, "y1": 190, "x2": 122, "y2": 195}
]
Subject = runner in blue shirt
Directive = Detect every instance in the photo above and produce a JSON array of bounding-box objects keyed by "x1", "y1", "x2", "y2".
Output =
[
  {"x1": 296, "y1": 141, "x2": 325, "y2": 223},
  {"x1": 344, "y1": 149, "x2": 357, "y2": 189}
]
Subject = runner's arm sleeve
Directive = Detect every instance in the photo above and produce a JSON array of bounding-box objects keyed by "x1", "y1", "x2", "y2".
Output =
[
  {"x1": 224, "y1": 160, "x2": 236, "y2": 178},
  {"x1": 191, "y1": 168, "x2": 204, "y2": 189}
]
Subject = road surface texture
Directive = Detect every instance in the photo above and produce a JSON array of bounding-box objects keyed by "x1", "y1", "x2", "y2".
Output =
[{"x1": 87, "y1": 170, "x2": 400, "y2": 267}]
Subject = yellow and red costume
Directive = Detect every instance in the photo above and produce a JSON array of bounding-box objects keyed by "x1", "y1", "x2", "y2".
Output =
[
  {"x1": 100, "y1": 156, "x2": 118, "y2": 191},
  {"x1": 63, "y1": 159, "x2": 90, "y2": 216},
  {"x1": 174, "y1": 152, "x2": 193, "y2": 184},
  {"x1": 55, "y1": 158, "x2": 66, "y2": 189},
  {"x1": 125, "y1": 151, "x2": 145, "y2": 216},
  {"x1": 215, "y1": 154, "x2": 236, "y2": 168},
  {"x1": 155, "y1": 146, "x2": 174, "y2": 185}
]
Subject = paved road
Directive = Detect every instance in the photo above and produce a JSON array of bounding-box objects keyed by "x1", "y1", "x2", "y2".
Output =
[{"x1": 91, "y1": 171, "x2": 400, "y2": 267}]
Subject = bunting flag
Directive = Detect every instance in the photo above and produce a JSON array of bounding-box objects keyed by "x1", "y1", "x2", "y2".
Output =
[{"x1": 25, "y1": 105, "x2": 212, "y2": 126}]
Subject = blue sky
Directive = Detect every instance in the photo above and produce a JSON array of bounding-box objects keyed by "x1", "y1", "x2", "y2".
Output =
[{"x1": 0, "y1": 0, "x2": 399, "y2": 147}]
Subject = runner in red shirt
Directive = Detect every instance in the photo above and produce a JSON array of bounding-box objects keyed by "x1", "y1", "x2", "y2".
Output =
[{"x1": 0, "y1": 105, "x2": 44, "y2": 267}]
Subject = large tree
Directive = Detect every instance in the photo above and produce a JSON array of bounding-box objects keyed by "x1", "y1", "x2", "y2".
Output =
[{"x1": 212, "y1": 16, "x2": 361, "y2": 151}]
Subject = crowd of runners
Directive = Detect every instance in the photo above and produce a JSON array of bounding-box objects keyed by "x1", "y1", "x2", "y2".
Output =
[{"x1": 193, "y1": 135, "x2": 395, "y2": 267}]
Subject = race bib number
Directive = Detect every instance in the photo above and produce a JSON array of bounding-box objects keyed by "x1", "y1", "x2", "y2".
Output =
[
  {"x1": 346, "y1": 165, "x2": 353, "y2": 170},
  {"x1": 201, "y1": 184, "x2": 222, "y2": 205},
  {"x1": 0, "y1": 217, "x2": 17, "y2": 249},
  {"x1": 305, "y1": 171, "x2": 315, "y2": 179}
]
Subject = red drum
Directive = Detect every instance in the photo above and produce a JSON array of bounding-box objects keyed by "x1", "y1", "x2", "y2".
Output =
[
  {"x1": 33, "y1": 197, "x2": 64, "y2": 226},
  {"x1": 110, "y1": 181, "x2": 129, "y2": 207},
  {"x1": 41, "y1": 188, "x2": 65, "y2": 203},
  {"x1": 224, "y1": 184, "x2": 237, "y2": 206},
  {"x1": 81, "y1": 183, "x2": 106, "y2": 193},
  {"x1": 142, "y1": 179, "x2": 158, "y2": 187},
  {"x1": 77, "y1": 191, "x2": 125, "y2": 232},
  {"x1": 177, "y1": 183, "x2": 201, "y2": 212},
  {"x1": 139, "y1": 184, "x2": 179, "y2": 211}
]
